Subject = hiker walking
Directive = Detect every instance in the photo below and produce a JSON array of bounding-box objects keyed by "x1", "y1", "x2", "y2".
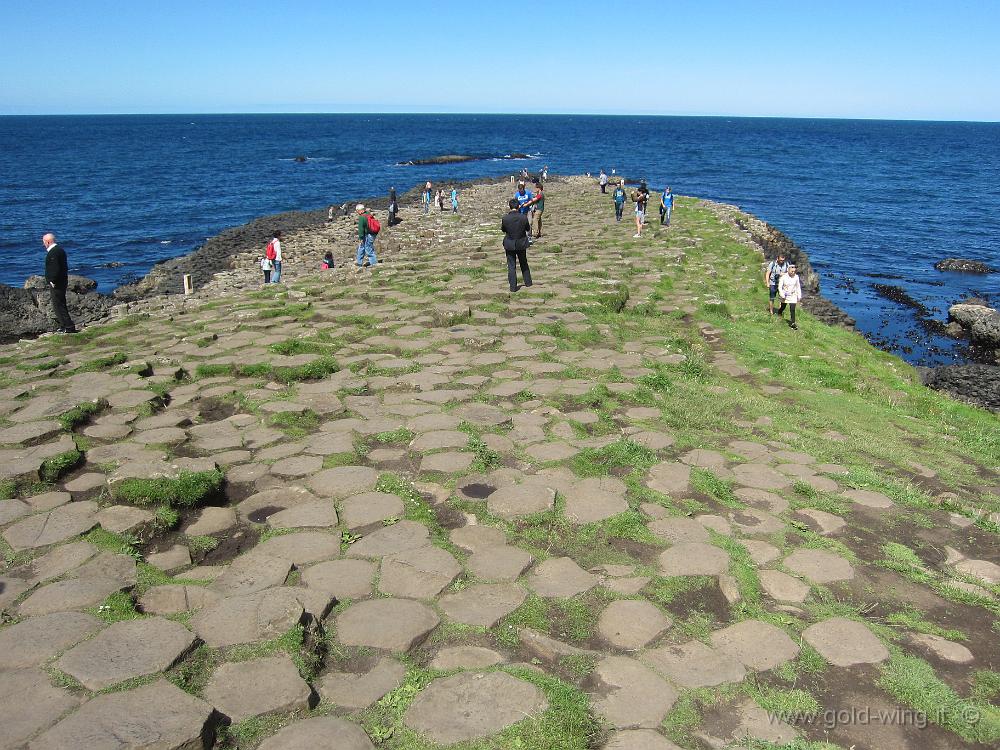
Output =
[
  {"x1": 355, "y1": 204, "x2": 379, "y2": 268},
  {"x1": 633, "y1": 181, "x2": 650, "y2": 238},
  {"x1": 660, "y1": 186, "x2": 674, "y2": 226},
  {"x1": 777, "y1": 264, "x2": 803, "y2": 329},
  {"x1": 599, "y1": 169, "x2": 608, "y2": 193},
  {"x1": 764, "y1": 252, "x2": 790, "y2": 316},
  {"x1": 501, "y1": 198, "x2": 532, "y2": 292},
  {"x1": 612, "y1": 181, "x2": 626, "y2": 222}
]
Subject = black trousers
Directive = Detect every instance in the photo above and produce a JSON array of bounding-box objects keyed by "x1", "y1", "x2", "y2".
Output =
[
  {"x1": 50, "y1": 285, "x2": 75, "y2": 332},
  {"x1": 778, "y1": 301, "x2": 797, "y2": 324},
  {"x1": 506, "y1": 249, "x2": 532, "y2": 291}
]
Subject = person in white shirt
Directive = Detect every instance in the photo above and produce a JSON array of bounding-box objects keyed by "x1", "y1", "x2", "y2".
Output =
[
  {"x1": 777, "y1": 264, "x2": 803, "y2": 329},
  {"x1": 270, "y1": 231, "x2": 283, "y2": 283}
]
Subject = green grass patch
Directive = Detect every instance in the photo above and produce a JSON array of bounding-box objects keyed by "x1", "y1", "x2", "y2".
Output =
[
  {"x1": 878, "y1": 653, "x2": 1000, "y2": 743},
  {"x1": 110, "y1": 469, "x2": 224, "y2": 508},
  {"x1": 88, "y1": 591, "x2": 143, "y2": 623},
  {"x1": 268, "y1": 409, "x2": 321, "y2": 437},
  {"x1": 691, "y1": 468, "x2": 744, "y2": 509},
  {"x1": 58, "y1": 400, "x2": 104, "y2": 430},
  {"x1": 39, "y1": 448, "x2": 82, "y2": 482},
  {"x1": 569, "y1": 438, "x2": 657, "y2": 477}
]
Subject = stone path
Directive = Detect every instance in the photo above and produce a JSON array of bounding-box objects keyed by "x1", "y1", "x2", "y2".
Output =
[{"x1": 0, "y1": 175, "x2": 997, "y2": 749}]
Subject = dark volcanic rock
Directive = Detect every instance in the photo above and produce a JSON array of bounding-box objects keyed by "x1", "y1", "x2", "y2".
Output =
[
  {"x1": 871, "y1": 284, "x2": 931, "y2": 315},
  {"x1": 398, "y1": 153, "x2": 532, "y2": 167},
  {"x1": 935, "y1": 258, "x2": 995, "y2": 274},
  {"x1": 1, "y1": 277, "x2": 116, "y2": 343},
  {"x1": 922, "y1": 365, "x2": 1000, "y2": 412}
]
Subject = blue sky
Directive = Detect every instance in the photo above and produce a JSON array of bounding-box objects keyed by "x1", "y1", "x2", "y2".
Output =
[{"x1": 2, "y1": 0, "x2": 998, "y2": 120}]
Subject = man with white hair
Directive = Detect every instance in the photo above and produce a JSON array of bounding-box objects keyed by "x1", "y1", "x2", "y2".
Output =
[
  {"x1": 42, "y1": 232, "x2": 76, "y2": 333},
  {"x1": 355, "y1": 204, "x2": 378, "y2": 268}
]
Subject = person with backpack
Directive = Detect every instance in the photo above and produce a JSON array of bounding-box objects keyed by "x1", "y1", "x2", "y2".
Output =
[
  {"x1": 501, "y1": 197, "x2": 532, "y2": 292},
  {"x1": 612, "y1": 181, "x2": 626, "y2": 222},
  {"x1": 763, "y1": 251, "x2": 790, "y2": 316},
  {"x1": 355, "y1": 204, "x2": 379, "y2": 268},
  {"x1": 777, "y1": 263, "x2": 803, "y2": 329},
  {"x1": 265, "y1": 231, "x2": 283, "y2": 283},
  {"x1": 660, "y1": 186, "x2": 674, "y2": 226}
]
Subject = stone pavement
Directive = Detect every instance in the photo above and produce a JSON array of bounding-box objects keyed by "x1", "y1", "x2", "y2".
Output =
[{"x1": 0, "y1": 175, "x2": 998, "y2": 749}]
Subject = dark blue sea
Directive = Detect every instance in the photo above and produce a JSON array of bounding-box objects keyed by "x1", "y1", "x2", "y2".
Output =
[{"x1": 1, "y1": 114, "x2": 998, "y2": 365}]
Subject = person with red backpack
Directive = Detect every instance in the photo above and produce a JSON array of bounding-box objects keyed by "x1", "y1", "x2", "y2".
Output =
[
  {"x1": 265, "y1": 230, "x2": 283, "y2": 283},
  {"x1": 355, "y1": 204, "x2": 379, "y2": 268}
]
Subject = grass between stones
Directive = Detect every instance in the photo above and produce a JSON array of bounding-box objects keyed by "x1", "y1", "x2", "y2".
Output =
[
  {"x1": 195, "y1": 356, "x2": 339, "y2": 384},
  {"x1": 38, "y1": 448, "x2": 83, "y2": 482},
  {"x1": 110, "y1": 469, "x2": 225, "y2": 508},
  {"x1": 878, "y1": 653, "x2": 1000, "y2": 742},
  {"x1": 58, "y1": 399, "x2": 105, "y2": 430},
  {"x1": 358, "y1": 664, "x2": 603, "y2": 750}
]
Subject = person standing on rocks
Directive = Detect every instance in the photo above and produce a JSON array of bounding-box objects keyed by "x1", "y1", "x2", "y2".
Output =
[
  {"x1": 522, "y1": 180, "x2": 545, "y2": 239},
  {"x1": 778, "y1": 263, "x2": 803, "y2": 329},
  {"x1": 451, "y1": 186, "x2": 459, "y2": 213},
  {"x1": 599, "y1": 169, "x2": 608, "y2": 193},
  {"x1": 633, "y1": 181, "x2": 650, "y2": 238},
  {"x1": 501, "y1": 197, "x2": 532, "y2": 292},
  {"x1": 355, "y1": 204, "x2": 378, "y2": 269},
  {"x1": 764, "y1": 251, "x2": 790, "y2": 316},
  {"x1": 423, "y1": 182, "x2": 432, "y2": 214},
  {"x1": 660, "y1": 186, "x2": 674, "y2": 226},
  {"x1": 612, "y1": 181, "x2": 626, "y2": 222},
  {"x1": 41, "y1": 233, "x2": 75, "y2": 333},
  {"x1": 388, "y1": 187, "x2": 398, "y2": 226},
  {"x1": 267, "y1": 230, "x2": 283, "y2": 283},
  {"x1": 514, "y1": 181, "x2": 534, "y2": 241},
  {"x1": 260, "y1": 254, "x2": 273, "y2": 284}
]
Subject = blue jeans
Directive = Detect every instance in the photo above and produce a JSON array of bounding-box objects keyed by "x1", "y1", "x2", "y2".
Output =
[
  {"x1": 271, "y1": 260, "x2": 282, "y2": 282},
  {"x1": 356, "y1": 234, "x2": 377, "y2": 267},
  {"x1": 660, "y1": 205, "x2": 672, "y2": 225},
  {"x1": 615, "y1": 202, "x2": 624, "y2": 221}
]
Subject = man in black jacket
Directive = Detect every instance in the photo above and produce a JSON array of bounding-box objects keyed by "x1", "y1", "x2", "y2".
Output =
[
  {"x1": 42, "y1": 233, "x2": 76, "y2": 333},
  {"x1": 501, "y1": 198, "x2": 532, "y2": 292}
]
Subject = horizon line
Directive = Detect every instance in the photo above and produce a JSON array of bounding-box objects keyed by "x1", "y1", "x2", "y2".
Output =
[{"x1": 0, "y1": 110, "x2": 998, "y2": 125}]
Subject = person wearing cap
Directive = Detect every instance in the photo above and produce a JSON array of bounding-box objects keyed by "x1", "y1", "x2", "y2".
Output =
[{"x1": 355, "y1": 204, "x2": 378, "y2": 268}]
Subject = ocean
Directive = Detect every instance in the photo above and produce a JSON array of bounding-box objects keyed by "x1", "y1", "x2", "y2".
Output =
[{"x1": 1, "y1": 114, "x2": 998, "y2": 365}]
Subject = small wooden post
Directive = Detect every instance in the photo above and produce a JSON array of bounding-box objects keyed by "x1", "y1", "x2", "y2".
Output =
[{"x1": 183, "y1": 274, "x2": 194, "y2": 295}]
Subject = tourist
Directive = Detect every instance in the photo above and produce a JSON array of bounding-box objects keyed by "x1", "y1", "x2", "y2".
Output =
[
  {"x1": 633, "y1": 181, "x2": 650, "y2": 237},
  {"x1": 541, "y1": 165, "x2": 549, "y2": 182},
  {"x1": 321, "y1": 251, "x2": 334, "y2": 270},
  {"x1": 501, "y1": 197, "x2": 532, "y2": 292},
  {"x1": 260, "y1": 254, "x2": 273, "y2": 284},
  {"x1": 41, "y1": 233, "x2": 75, "y2": 333},
  {"x1": 451, "y1": 186, "x2": 459, "y2": 213},
  {"x1": 777, "y1": 264, "x2": 803, "y2": 329},
  {"x1": 355, "y1": 204, "x2": 378, "y2": 268},
  {"x1": 327, "y1": 205, "x2": 335, "y2": 222},
  {"x1": 438, "y1": 188, "x2": 446, "y2": 212},
  {"x1": 764, "y1": 251, "x2": 790, "y2": 316},
  {"x1": 267, "y1": 230, "x2": 283, "y2": 283},
  {"x1": 599, "y1": 169, "x2": 608, "y2": 193},
  {"x1": 514, "y1": 181, "x2": 534, "y2": 241},
  {"x1": 612, "y1": 181, "x2": 626, "y2": 222},
  {"x1": 522, "y1": 180, "x2": 545, "y2": 238},
  {"x1": 660, "y1": 186, "x2": 674, "y2": 226},
  {"x1": 423, "y1": 182, "x2": 432, "y2": 214},
  {"x1": 388, "y1": 186, "x2": 398, "y2": 226}
]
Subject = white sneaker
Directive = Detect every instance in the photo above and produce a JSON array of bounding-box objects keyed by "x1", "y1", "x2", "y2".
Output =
[{"x1": 633, "y1": 233, "x2": 641, "y2": 238}]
